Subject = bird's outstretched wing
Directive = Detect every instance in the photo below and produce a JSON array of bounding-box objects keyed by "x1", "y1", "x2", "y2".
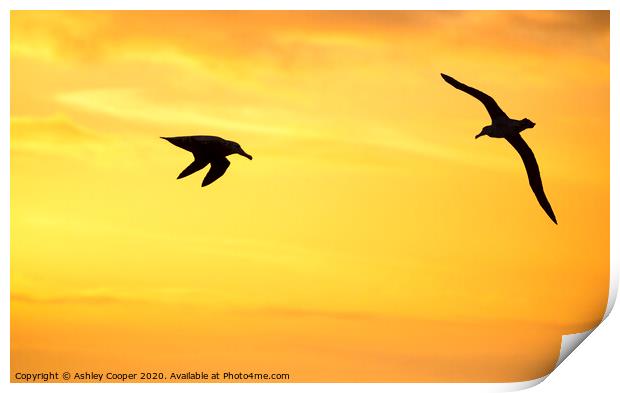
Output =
[
  {"x1": 505, "y1": 134, "x2": 557, "y2": 224},
  {"x1": 441, "y1": 73, "x2": 508, "y2": 122},
  {"x1": 202, "y1": 157, "x2": 231, "y2": 187},
  {"x1": 176, "y1": 159, "x2": 209, "y2": 179}
]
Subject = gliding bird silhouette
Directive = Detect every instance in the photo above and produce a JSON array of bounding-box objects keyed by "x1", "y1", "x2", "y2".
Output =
[{"x1": 441, "y1": 73, "x2": 557, "y2": 224}]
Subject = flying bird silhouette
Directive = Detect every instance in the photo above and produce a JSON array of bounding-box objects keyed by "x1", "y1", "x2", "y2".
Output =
[
  {"x1": 440, "y1": 73, "x2": 557, "y2": 224},
  {"x1": 161, "y1": 135, "x2": 252, "y2": 187}
]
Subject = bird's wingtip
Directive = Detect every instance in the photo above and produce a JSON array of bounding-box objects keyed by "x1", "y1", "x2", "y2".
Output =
[{"x1": 548, "y1": 213, "x2": 558, "y2": 225}]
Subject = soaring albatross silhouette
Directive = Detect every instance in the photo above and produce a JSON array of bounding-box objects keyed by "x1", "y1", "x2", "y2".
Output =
[
  {"x1": 441, "y1": 73, "x2": 557, "y2": 224},
  {"x1": 161, "y1": 135, "x2": 252, "y2": 187}
]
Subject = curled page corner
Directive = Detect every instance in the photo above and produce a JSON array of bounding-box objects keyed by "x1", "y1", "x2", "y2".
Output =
[
  {"x1": 513, "y1": 257, "x2": 618, "y2": 388},
  {"x1": 494, "y1": 328, "x2": 597, "y2": 392},
  {"x1": 550, "y1": 255, "x2": 618, "y2": 371},
  {"x1": 555, "y1": 328, "x2": 595, "y2": 368}
]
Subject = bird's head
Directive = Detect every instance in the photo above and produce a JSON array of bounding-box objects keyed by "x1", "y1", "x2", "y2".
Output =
[
  {"x1": 520, "y1": 118, "x2": 536, "y2": 129},
  {"x1": 226, "y1": 140, "x2": 253, "y2": 160},
  {"x1": 475, "y1": 125, "x2": 493, "y2": 139}
]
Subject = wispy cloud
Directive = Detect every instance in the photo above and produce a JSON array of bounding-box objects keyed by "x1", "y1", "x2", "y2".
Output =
[
  {"x1": 247, "y1": 306, "x2": 383, "y2": 321},
  {"x1": 55, "y1": 88, "x2": 305, "y2": 138},
  {"x1": 11, "y1": 292, "x2": 142, "y2": 305},
  {"x1": 11, "y1": 115, "x2": 108, "y2": 155},
  {"x1": 11, "y1": 286, "x2": 216, "y2": 306},
  {"x1": 11, "y1": 11, "x2": 608, "y2": 65}
]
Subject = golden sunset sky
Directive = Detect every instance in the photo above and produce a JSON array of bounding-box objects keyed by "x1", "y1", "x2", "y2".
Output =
[{"x1": 11, "y1": 11, "x2": 609, "y2": 382}]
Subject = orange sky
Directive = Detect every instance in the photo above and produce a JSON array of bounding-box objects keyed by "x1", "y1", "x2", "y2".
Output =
[{"x1": 10, "y1": 11, "x2": 609, "y2": 382}]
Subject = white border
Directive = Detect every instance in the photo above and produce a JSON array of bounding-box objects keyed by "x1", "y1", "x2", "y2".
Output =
[
  {"x1": 2, "y1": 0, "x2": 618, "y2": 10},
  {"x1": 606, "y1": 1, "x2": 618, "y2": 322},
  {"x1": 2, "y1": 1, "x2": 617, "y2": 391}
]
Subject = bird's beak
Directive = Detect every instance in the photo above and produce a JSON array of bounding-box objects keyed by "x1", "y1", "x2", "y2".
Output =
[
  {"x1": 475, "y1": 132, "x2": 484, "y2": 139},
  {"x1": 239, "y1": 149, "x2": 253, "y2": 160}
]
